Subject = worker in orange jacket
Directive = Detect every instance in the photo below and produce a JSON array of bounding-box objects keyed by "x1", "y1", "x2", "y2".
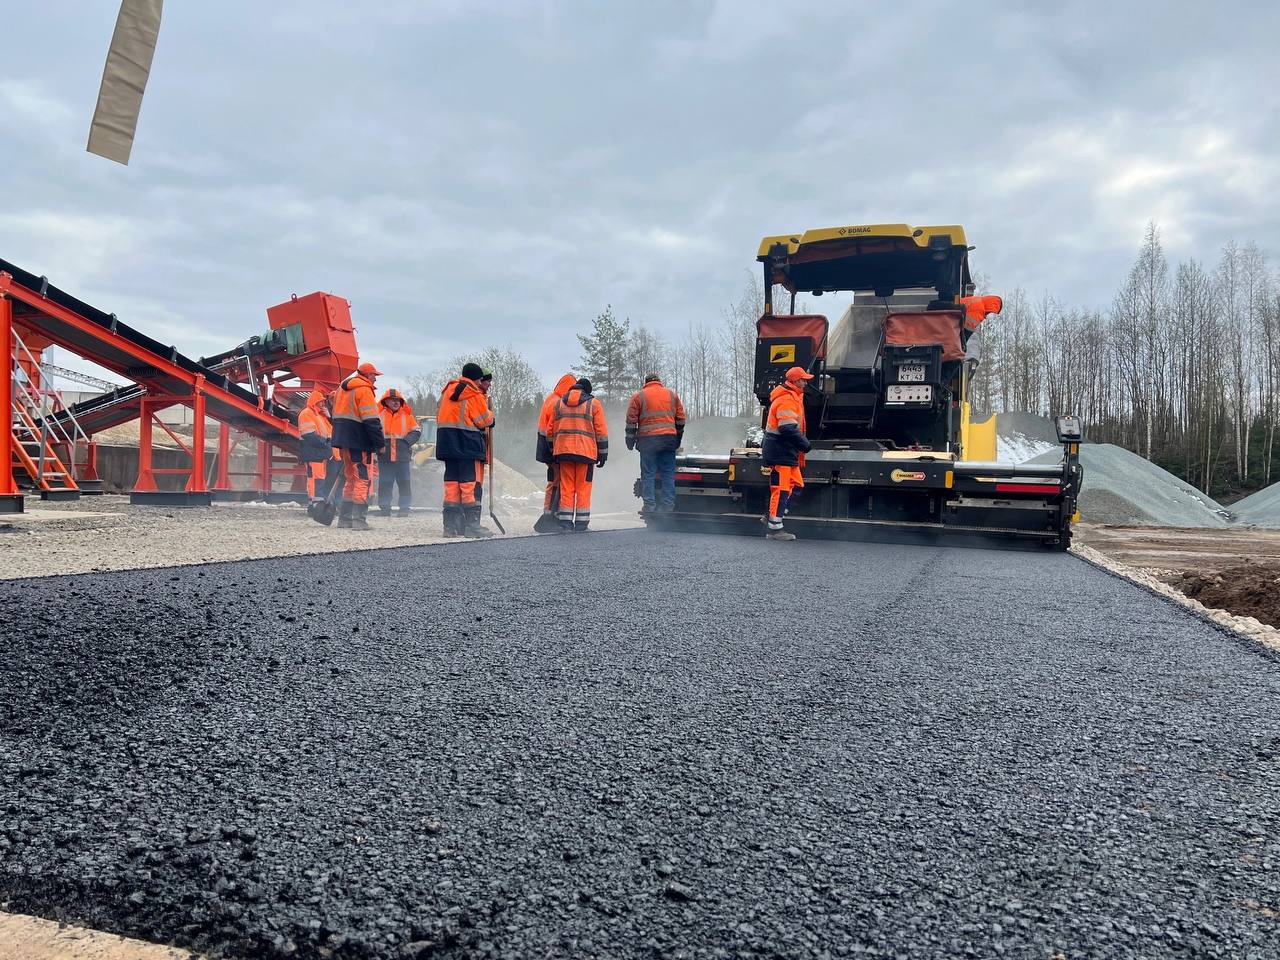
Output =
[
  {"x1": 549, "y1": 377, "x2": 608, "y2": 532},
  {"x1": 331, "y1": 362, "x2": 385, "y2": 530},
  {"x1": 298, "y1": 388, "x2": 341, "y2": 517},
  {"x1": 625, "y1": 372, "x2": 687, "y2": 516},
  {"x1": 959, "y1": 294, "x2": 1003, "y2": 335},
  {"x1": 435, "y1": 362, "x2": 496, "y2": 538},
  {"x1": 534, "y1": 373, "x2": 576, "y2": 533},
  {"x1": 377, "y1": 388, "x2": 421, "y2": 516},
  {"x1": 762, "y1": 366, "x2": 813, "y2": 541}
]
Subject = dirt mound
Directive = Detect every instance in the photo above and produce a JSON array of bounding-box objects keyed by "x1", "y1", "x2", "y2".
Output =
[
  {"x1": 1167, "y1": 562, "x2": 1280, "y2": 629},
  {"x1": 1030, "y1": 443, "x2": 1229, "y2": 527},
  {"x1": 1233, "y1": 482, "x2": 1280, "y2": 528}
]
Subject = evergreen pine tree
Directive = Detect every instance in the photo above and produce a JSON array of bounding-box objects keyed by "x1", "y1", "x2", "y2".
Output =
[{"x1": 577, "y1": 305, "x2": 630, "y2": 398}]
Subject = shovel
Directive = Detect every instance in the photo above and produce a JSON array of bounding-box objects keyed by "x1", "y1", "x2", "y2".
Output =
[
  {"x1": 486, "y1": 428, "x2": 506, "y2": 534},
  {"x1": 309, "y1": 463, "x2": 342, "y2": 526}
]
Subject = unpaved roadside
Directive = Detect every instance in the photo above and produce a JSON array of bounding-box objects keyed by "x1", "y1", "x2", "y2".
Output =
[
  {"x1": 0, "y1": 911, "x2": 196, "y2": 960},
  {"x1": 0, "y1": 496, "x2": 641, "y2": 581},
  {"x1": 1076, "y1": 523, "x2": 1280, "y2": 636}
]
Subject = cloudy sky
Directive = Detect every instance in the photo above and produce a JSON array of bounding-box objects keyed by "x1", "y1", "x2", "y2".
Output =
[{"x1": 3, "y1": 1, "x2": 1278, "y2": 389}]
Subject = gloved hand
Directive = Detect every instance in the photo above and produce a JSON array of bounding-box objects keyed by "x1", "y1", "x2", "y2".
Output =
[
  {"x1": 625, "y1": 437, "x2": 636, "y2": 451},
  {"x1": 596, "y1": 454, "x2": 608, "y2": 468},
  {"x1": 798, "y1": 437, "x2": 812, "y2": 453}
]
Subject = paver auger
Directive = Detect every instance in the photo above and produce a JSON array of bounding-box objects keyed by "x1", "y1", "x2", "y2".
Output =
[{"x1": 654, "y1": 224, "x2": 1084, "y2": 549}]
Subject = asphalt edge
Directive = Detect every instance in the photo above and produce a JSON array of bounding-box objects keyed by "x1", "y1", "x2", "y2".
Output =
[{"x1": 1071, "y1": 543, "x2": 1280, "y2": 663}]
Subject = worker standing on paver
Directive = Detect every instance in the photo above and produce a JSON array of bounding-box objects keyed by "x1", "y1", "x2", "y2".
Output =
[
  {"x1": 298, "y1": 388, "x2": 337, "y2": 518},
  {"x1": 376, "y1": 389, "x2": 421, "y2": 517},
  {"x1": 763, "y1": 366, "x2": 813, "y2": 542},
  {"x1": 534, "y1": 373, "x2": 576, "y2": 533},
  {"x1": 625, "y1": 372, "x2": 686, "y2": 516},
  {"x1": 549, "y1": 377, "x2": 608, "y2": 533},
  {"x1": 435, "y1": 362, "x2": 495, "y2": 538},
  {"x1": 331, "y1": 362, "x2": 385, "y2": 530}
]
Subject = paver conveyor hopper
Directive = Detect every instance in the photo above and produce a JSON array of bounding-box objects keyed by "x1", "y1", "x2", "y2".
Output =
[{"x1": 655, "y1": 224, "x2": 1083, "y2": 548}]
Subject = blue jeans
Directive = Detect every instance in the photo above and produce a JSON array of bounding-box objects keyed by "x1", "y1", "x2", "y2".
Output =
[{"x1": 639, "y1": 445, "x2": 676, "y2": 507}]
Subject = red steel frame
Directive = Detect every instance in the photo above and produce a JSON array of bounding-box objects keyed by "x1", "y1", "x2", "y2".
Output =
[
  {"x1": 0, "y1": 270, "x2": 301, "y2": 502},
  {"x1": 0, "y1": 294, "x2": 21, "y2": 511}
]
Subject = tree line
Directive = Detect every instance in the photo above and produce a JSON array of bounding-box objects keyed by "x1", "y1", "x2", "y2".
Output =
[{"x1": 970, "y1": 224, "x2": 1280, "y2": 496}]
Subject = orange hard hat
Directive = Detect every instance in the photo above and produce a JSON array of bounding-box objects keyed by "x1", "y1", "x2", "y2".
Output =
[
  {"x1": 358, "y1": 362, "x2": 382, "y2": 377},
  {"x1": 785, "y1": 366, "x2": 814, "y2": 382}
]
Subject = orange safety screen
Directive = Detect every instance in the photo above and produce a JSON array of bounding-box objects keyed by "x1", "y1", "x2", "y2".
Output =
[
  {"x1": 884, "y1": 312, "x2": 965, "y2": 362},
  {"x1": 756, "y1": 314, "x2": 829, "y2": 359}
]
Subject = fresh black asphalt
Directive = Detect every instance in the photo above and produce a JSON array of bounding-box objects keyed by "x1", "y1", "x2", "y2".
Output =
[{"x1": 2, "y1": 531, "x2": 1278, "y2": 959}]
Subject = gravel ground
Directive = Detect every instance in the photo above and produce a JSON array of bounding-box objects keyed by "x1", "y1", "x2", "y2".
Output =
[
  {"x1": 0, "y1": 496, "x2": 637, "y2": 579},
  {"x1": 2, "y1": 532, "x2": 1279, "y2": 959}
]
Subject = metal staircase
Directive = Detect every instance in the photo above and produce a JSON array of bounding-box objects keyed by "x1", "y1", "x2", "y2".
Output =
[{"x1": 9, "y1": 331, "x2": 86, "y2": 500}]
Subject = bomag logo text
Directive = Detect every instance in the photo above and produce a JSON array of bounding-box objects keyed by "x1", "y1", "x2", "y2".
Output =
[
  {"x1": 890, "y1": 469, "x2": 926, "y2": 482},
  {"x1": 838, "y1": 226, "x2": 873, "y2": 236}
]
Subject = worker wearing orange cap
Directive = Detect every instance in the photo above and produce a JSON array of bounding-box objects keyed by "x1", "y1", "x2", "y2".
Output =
[
  {"x1": 376, "y1": 388, "x2": 421, "y2": 516},
  {"x1": 534, "y1": 373, "x2": 576, "y2": 533},
  {"x1": 762, "y1": 366, "x2": 813, "y2": 541},
  {"x1": 435, "y1": 362, "x2": 496, "y2": 537},
  {"x1": 331, "y1": 361, "x2": 385, "y2": 530},
  {"x1": 298, "y1": 388, "x2": 338, "y2": 517}
]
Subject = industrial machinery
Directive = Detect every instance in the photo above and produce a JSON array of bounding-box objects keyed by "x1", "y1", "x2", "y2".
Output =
[
  {"x1": 655, "y1": 224, "x2": 1083, "y2": 549},
  {"x1": 1, "y1": 255, "x2": 358, "y2": 511}
]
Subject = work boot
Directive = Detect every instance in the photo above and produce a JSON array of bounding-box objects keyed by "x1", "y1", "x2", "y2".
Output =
[
  {"x1": 558, "y1": 519, "x2": 574, "y2": 533},
  {"x1": 657, "y1": 501, "x2": 675, "y2": 514},
  {"x1": 639, "y1": 502, "x2": 656, "y2": 518},
  {"x1": 463, "y1": 505, "x2": 494, "y2": 539},
  {"x1": 442, "y1": 506, "x2": 464, "y2": 538},
  {"x1": 766, "y1": 528, "x2": 797, "y2": 541},
  {"x1": 574, "y1": 520, "x2": 590, "y2": 533},
  {"x1": 350, "y1": 503, "x2": 372, "y2": 531},
  {"x1": 395, "y1": 506, "x2": 411, "y2": 517},
  {"x1": 336, "y1": 503, "x2": 353, "y2": 529},
  {"x1": 378, "y1": 505, "x2": 392, "y2": 517}
]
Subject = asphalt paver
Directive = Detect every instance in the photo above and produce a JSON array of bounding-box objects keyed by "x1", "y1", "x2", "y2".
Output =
[{"x1": 2, "y1": 532, "x2": 1279, "y2": 959}]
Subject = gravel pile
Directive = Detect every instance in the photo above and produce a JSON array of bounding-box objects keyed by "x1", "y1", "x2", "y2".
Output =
[
  {"x1": 2, "y1": 533, "x2": 1279, "y2": 959},
  {"x1": 993, "y1": 411, "x2": 1057, "y2": 464},
  {"x1": 1030, "y1": 443, "x2": 1230, "y2": 527},
  {"x1": 1232, "y1": 482, "x2": 1280, "y2": 528}
]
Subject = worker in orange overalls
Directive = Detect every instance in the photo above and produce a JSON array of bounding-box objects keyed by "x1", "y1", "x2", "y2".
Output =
[
  {"x1": 331, "y1": 362, "x2": 385, "y2": 530},
  {"x1": 625, "y1": 372, "x2": 687, "y2": 516},
  {"x1": 534, "y1": 373, "x2": 576, "y2": 533},
  {"x1": 549, "y1": 377, "x2": 608, "y2": 532},
  {"x1": 376, "y1": 388, "x2": 421, "y2": 516},
  {"x1": 763, "y1": 366, "x2": 813, "y2": 541},
  {"x1": 298, "y1": 388, "x2": 340, "y2": 518},
  {"x1": 959, "y1": 294, "x2": 1003, "y2": 335},
  {"x1": 435, "y1": 362, "x2": 495, "y2": 538}
]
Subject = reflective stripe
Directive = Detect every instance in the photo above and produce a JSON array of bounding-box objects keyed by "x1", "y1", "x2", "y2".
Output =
[{"x1": 556, "y1": 428, "x2": 599, "y2": 438}]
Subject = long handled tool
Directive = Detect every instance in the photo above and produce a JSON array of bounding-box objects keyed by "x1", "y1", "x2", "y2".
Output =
[
  {"x1": 309, "y1": 462, "x2": 343, "y2": 526},
  {"x1": 486, "y1": 428, "x2": 506, "y2": 534}
]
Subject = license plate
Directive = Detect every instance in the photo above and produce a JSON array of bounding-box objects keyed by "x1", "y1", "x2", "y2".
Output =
[
  {"x1": 898, "y1": 363, "x2": 926, "y2": 382},
  {"x1": 886, "y1": 384, "x2": 932, "y2": 403}
]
